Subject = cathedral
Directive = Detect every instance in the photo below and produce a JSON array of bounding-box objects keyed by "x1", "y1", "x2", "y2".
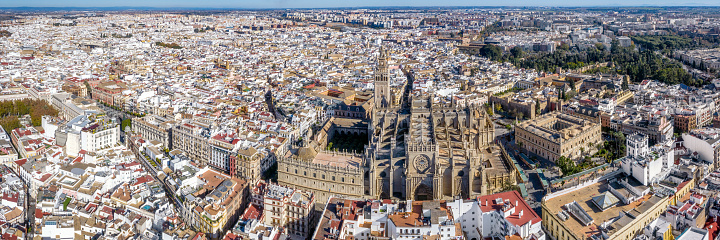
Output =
[{"x1": 366, "y1": 48, "x2": 515, "y2": 201}]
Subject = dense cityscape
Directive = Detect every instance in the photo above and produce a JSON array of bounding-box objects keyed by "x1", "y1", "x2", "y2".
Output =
[{"x1": 0, "y1": 5, "x2": 719, "y2": 240}]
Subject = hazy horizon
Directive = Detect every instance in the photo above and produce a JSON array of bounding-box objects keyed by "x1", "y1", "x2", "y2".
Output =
[{"x1": 1, "y1": 0, "x2": 719, "y2": 9}]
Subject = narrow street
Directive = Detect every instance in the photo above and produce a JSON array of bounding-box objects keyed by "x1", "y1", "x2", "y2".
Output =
[
  {"x1": 492, "y1": 115, "x2": 546, "y2": 215},
  {"x1": 4, "y1": 165, "x2": 35, "y2": 239},
  {"x1": 133, "y1": 149, "x2": 183, "y2": 208}
]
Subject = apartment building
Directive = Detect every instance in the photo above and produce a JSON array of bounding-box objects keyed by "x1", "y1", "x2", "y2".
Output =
[
  {"x1": 258, "y1": 181, "x2": 315, "y2": 238},
  {"x1": 67, "y1": 115, "x2": 120, "y2": 152},
  {"x1": 93, "y1": 81, "x2": 128, "y2": 106},
  {"x1": 171, "y1": 121, "x2": 211, "y2": 165},
  {"x1": 132, "y1": 114, "x2": 174, "y2": 149},
  {"x1": 180, "y1": 168, "x2": 248, "y2": 239}
]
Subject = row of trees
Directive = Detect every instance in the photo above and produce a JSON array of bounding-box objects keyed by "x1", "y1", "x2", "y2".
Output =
[
  {"x1": 632, "y1": 32, "x2": 720, "y2": 51},
  {"x1": 594, "y1": 129, "x2": 627, "y2": 162},
  {"x1": 478, "y1": 40, "x2": 701, "y2": 87},
  {"x1": 110, "y1": 33, "x2": 133, "y2": 38},
  {"x1": 155, "y1": 42, "x2": 182, "y2": 49},
  {"x1": 630, "y1": 35, "x2": 697, "y2": 51},
  {"x1": 0, "y1": 99, "x2": 59, "y2": 133}
]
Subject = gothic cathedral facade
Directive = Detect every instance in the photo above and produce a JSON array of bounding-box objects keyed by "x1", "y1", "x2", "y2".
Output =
[{"x1": 367, "y1": 47, "x2": 501, "y2": 201}]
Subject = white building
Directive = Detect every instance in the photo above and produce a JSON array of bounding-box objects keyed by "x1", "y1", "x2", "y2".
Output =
[
  {"x1": 676, "y1": 227, "x2": 709, "y2": 240},
  {"x1": 621, "y1": 133, "x2": 674, "y2": 186},
  {"x1": 682, "y1": 128, "x2": 720, "y2": 173},
  {"x1": 617, "y1": 36, "x2": 632, "y2": 47}
]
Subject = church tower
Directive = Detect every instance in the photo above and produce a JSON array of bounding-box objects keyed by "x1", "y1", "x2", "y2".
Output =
[{"x1": 374, "y1": 47, "x2": 391, "y2": 109}]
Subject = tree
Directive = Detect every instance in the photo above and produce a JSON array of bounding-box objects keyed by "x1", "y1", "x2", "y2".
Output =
[
  {"x1": 595, "y1": 43, "x2": 606, "y2": 52},
  {"x1": 84, "y1": 81, "x2": 93, "y2": 97},
  {"x1": 535, "y1": 99, "x2": 541, "y2": 115},
  {"x1": 494, "y1": 103, "x2": 502, "y2": 113},
  {"x1": 0, "y1": 116, "x2": 20, "y2": 134},
  {"x1": 479, "y1": 44, "x2": 503, "y2": 61},
  {"x1": 559, "y1": 43, "x2": 570, "y2": 51},
  {"x1": 0, "y1": 99, "x2": 59, "y2": 129},
  {"x1": 500, "y1": 181, "x2": 521, "y2": 192},
  {"x1": 510, "y1": 46, "x2": 524, "y2": 59},
  {"x1": 121, "y1": 119, "x2": 132, "y2": 132},
  {"x1": 557, "y1": 156, "x2": 581, "y2": 176}
]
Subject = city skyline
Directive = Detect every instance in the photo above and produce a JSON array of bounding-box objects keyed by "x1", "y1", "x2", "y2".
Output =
[
  {"x1": 1, "y1": 5, "x2": 720, "y2": 240},
  {"x1": 1, "y1": 0, "x2": 720, "y2": 9}
]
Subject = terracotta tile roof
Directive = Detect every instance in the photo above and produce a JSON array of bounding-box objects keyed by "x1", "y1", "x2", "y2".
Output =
[{"x1": 478, "y1": 191, "x2": 540, "y2": 227}]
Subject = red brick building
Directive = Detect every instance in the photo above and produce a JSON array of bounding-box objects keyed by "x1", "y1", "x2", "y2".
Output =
[{"x1": 92, "y1": 81, "x2": 128, "y2": 106}]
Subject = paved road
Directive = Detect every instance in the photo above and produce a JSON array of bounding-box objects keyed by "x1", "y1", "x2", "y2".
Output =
[
  {"x1": 524, "y1": 169, "x2": 545, "y2": 215},
  {"x1": 134, "y1": 149, "x2": 183, "y2": 208},
  {"x1": 97, "y1": 103, "x2": 135, "y2": 143},
  {"x1": 97, "y1": 104, "x2": 135, "y2": 120},
  {"x1": 494, "y1": 123, "x2": 548, "y2": 215}
]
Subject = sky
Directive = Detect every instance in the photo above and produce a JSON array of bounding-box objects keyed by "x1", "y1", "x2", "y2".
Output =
[{"x1": 0, "y1": 0, "x2": 718, "y2": 8}]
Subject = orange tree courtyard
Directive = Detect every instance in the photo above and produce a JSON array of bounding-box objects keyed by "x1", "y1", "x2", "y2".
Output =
[{"x1": 0, "y1": 99, "x2": 59, "y2": 133}]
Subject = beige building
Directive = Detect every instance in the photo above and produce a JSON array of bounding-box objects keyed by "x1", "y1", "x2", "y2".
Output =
[
  {"x1": 259, "y1": 181, "x2": 315, "y2": 238},
  {"x1": 542, "y1": 179, "x2": 670, "y2": 240},
  {"x1": 278, "y1": 152, "x2": 364, "y2": 204},
  {"x1": 516, "y1": 111, "x2": 602, "y2": 162},
  {"x1": 182, "y1": 168, "x2": 248, "y2": 239},
  {"x1": 232, "y1": 146, "x2": 273, "y2": 181},
  {"x1": 132, "y1": 115, "x2": 175, "y2": 149},
  {"x1": 171, "y1": 121, "x2": 210, "y2": 165},
  {"x1": 614, "y1": 90, "x2": 634, "y2": 105}
]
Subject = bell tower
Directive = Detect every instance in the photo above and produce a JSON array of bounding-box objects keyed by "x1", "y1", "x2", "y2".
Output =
[{"x1": 374, "y1": 47, "x2": 391, "y2": 109}]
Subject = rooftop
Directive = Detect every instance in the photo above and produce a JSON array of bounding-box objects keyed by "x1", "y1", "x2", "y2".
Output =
[{"x1": 543, "y1": 181, "x2": 663, "y2": 239}]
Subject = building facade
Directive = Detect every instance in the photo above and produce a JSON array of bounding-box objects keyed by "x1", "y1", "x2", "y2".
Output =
[
  {"x1": 367, "y1": 48, "x2": 501, "y2": 201},
  {"x1": 232, "y1": 147, "x2": 273, "y2": 181},
  {"x1": 674, "y1": 113, "x2": 697, "y2": 133},
  {"x1": 278, "y1": 156, "x2": 364, "y2": 204},
  {"x1": 171, "y1": 121, "x2": 211, "y2": 166},
  {"x1": 80, "y1": 117, "x2": 120, "y2": 152},
  {"x1": 515, "y1": 111, "x2": 602, "y2": 162},
  {"x1": 132, "y1": 115, "x2": 174, "y2": 149},
  {"x1": 92, "y1": 81, "x2": 128, "y2": 106},
  {"x1": 260, "y1": 181, "x2": 315, "y2": 238}
]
